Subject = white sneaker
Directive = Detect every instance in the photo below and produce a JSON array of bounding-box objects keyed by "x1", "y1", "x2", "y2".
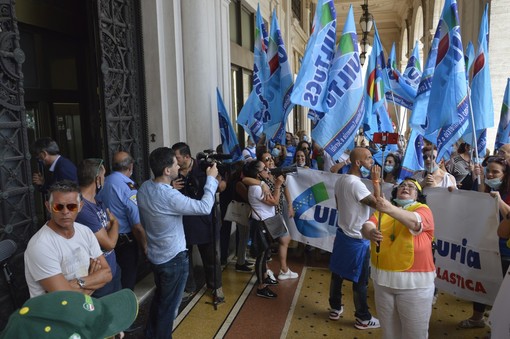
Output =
[
  {"x1": 278, "y1": 268, "x2": 299, "y2": 280},
  {"x1": 267, "y1": 269, "x2": 276, "y2": 281},
  {"x1": 355, "y1": 316, "x2": 380, "y2": 330}
]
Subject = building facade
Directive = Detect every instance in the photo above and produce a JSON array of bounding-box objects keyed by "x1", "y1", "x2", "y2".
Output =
[{"x1": 0, "y1": 0, "x2": 506, "y2": 328}]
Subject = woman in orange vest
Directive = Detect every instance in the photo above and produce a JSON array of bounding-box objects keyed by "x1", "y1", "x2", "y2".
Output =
[{"x1": 362, "y1": 178, "x2": 435, "y2": 339}]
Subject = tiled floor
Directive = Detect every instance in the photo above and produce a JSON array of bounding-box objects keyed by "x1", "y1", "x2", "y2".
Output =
[{"x1": 128, "y1": 248, "x2": 493, "y2": 338}]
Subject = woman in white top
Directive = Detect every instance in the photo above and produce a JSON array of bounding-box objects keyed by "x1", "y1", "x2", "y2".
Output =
[
  {"x1": 244, "y1": 160, "x2": 284, "y2": 299},
  {"x1": 412, "y1": 145, "x2": 456, "y2": 190}
]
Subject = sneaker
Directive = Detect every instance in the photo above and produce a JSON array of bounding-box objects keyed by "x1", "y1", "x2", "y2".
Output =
[
  {"x1": 256, "y1": 286, "x2": 277, "y2": 299},
  {"x1": 355, "y1": 316, "x2": 380, "y2": 330},
  {"x1": 235, "y1": 263, "x2": 253, "y2": 273},
  {"x1": 213, "y1": 288, "x2": 226, "y2": 304},
  {"x1": 263, "y1": 276, "x2": 279, "y2": 285},
  {"x1": 329, "y1": 306, "x2": 344, "y2": 320},
  {"x1": 278, "y1": 268, "x2": 299, "y2": 280},
  {"x1": 267, "y1": 269, "x2": 276, "y2": 281}
]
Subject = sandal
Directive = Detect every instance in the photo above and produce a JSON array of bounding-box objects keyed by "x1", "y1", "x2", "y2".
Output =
[
  {"x1": 329, "y1": 306, "x2": 343, "y2": 320},
  {"x1": 457, "y1": 318, "x2": 486, "y2": 329}
]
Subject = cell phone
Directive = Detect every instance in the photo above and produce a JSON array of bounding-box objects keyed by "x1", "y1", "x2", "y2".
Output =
[{"x1": 373, "y1": 132, "x2": 399, "y2": 145}]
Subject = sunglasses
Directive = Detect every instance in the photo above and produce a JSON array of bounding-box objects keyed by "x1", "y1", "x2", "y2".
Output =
[
  {"x1": 264, "y1": 156, "x2": 274, "y2": 162},
  {"x1": 422, "y1": 154, "x2": 436, "y2": 161},
  {"x1": 52, "y1": 203, "x2": 79, "y2": 213}
]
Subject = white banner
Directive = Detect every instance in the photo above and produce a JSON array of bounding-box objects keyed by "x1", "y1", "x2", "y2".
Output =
[
  {"x1": 488, "y1": 266, "x2": 510, "y2": 338},
  {"x1": 285, "y1": 168, "x2": 503, "y2": 305}
]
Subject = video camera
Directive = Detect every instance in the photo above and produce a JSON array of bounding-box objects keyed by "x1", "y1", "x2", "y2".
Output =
[
  {"x1": 269, "y1": 165, "x2": 298, "y2": 177},
  {"x1": 196, "y1": 150, "x2": 233, "y2": 175}
]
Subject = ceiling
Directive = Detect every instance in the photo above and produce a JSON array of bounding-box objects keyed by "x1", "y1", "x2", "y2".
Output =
[{"x1": 333, "y1": 0, "x2": 413, "y2": 53}]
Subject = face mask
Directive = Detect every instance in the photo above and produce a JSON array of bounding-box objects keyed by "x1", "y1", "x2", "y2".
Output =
[
  {"x1": 271, "y1": 148, "x2": 281, "y2": 157},
  {"x1": 484, "y1": 178, "x2": 503, "y2": 190},
  {"x1": 393, "y1": 198, "x2": 415, "y2": 207},
  {"x1": 360, "y1": 166, "x2": 371, "y2": 178},
  {"x1": 384, "y1": 165, "x2": 394, "y2": 173}
]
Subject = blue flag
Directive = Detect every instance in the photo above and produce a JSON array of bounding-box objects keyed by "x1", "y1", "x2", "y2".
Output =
[
  {"x1": 398, "y1": 129, "x2": 424, "y2": 182},
  {"x1": 470, "y1": 4, "x2": 493, "y2": 132},
  {"x1": 434, "y1": 0, "x2": 469, "y2": 160},
  {"x1": 217, "y1": 88, "x2": 242, "y2": 162},
  {"x1": 237, "y1": 4, "x2": 269, "y2": 141},
  {"x1": 495, "y1": 78, "x2": 510, "y2": 150},
  {"x1": 385, "y1": 42, "x2": 420, "y2": 110},
  {"x1": 363, "y1": 23, "x2": 394, "y2": 139},
  {"x1": 264, "y1": 10, "x2": 295, "y2": 145},
  {"x1": 427, "y1": 0, "x2": 468, "y2": 134},
  {"x1": 465, "y1": 41, "x2": 475, "y2": 80},
  {"x1": 409, "y1": 27, "x2": 440, "y2": 135},
  {"x1": 402, "y1": 42, "x2": 422, "y2": 97},
  {"x1": 290, "y1": 0, "x2": 336, "y2": 112},
  {"x1": 308, "y1": 5, "x2": 364, "y2": 160}
]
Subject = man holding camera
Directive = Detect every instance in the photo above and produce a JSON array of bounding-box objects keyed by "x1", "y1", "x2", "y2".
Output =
[{"x1": 171, "y1": 142, "x2": 226, "y2": 303}]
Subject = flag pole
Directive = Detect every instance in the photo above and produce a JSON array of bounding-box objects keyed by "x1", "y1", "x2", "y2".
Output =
[
  {"x1": 388, "y1": 91, "x2": 402, "y2": 135},
  {"x1": 467, "y1": 85, "x2": 481, "y2": 184}
]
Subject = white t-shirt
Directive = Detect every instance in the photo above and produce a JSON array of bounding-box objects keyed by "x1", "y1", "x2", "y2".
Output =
[
  {"x1": 334, "y1": 174, "x2": 372, "y2": 239},
  {"x1": 248, "y1": 185, "x2": 275, "y2": 220},
  {"x1": 24, "y1": 223, "x2": 103, "y2": 297}
]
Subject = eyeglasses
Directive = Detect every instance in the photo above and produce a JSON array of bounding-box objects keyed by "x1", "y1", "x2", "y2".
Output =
[
  {"x1": 263, "y1": 156, "x2": 274, "y2": 162},
  {"x1": 52, "y1": 203, "x2": 79, "y2": 213},
  {"x1": 397, "y1": 183, "x2": 417, "y2": 191},
  {"x1": 422, "y1": 154, "x2": 436, "y2": 161}
]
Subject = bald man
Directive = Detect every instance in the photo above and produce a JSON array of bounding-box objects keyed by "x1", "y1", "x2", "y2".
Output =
[
  {"x1": 328, "y1": 147, "x2": 381, "y2": 329},
  {"x1": 497, "y1": 143, "x2": 510, "y2": 162},
  {"x1": 96, "y1": 152, "x2": 147, "y2": 291}
]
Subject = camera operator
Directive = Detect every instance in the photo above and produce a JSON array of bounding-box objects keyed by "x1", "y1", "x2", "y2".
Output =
[{"x1": 171, "y1": 142, "x2": 226, "y2": 303}]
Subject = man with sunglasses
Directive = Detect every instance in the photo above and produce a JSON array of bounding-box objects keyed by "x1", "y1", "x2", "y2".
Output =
[{"x1": 24, "y1": 180, "x2": 112, "y2": 298}]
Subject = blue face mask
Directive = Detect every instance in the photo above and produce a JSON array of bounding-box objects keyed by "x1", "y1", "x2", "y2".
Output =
[
  {"x1": 485, "y1": 178, "x2": 503, "y2": 190},
  {"x1": 393, "y1": 198, "x2": 415, "y2": 207},
  {"x1": 271, "y1": 148, "x2": 281, "y2": 157},
  {"x1": 384, "y1": 165, "x2": 394, "y2": 173},
  {"x1": 360, "y1": 166, "x2": 371, "y2": 178}
]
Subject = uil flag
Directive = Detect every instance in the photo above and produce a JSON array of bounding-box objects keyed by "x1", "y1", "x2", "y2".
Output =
[
  {"x1": 363, "y1": 23, "x2": 394, "y2": 140},
  {"x1": 465, "y1": 41, "x2": 475, "y2": 80},
  {"x1": 385, "y1": 42, "x2": 419, "y2": 110},
  {"x1": 237, "y1": 4, "x2": 269, "y2": 142},
  {"x1": 309, "y1": 5, "x2": 364, "y2": 160},
  {"x1": 427, "y1": 0, "x2": 469, "y2": 137},
  {"x1": 409, "y1": 27, "x2": 440, "y2": 135},
  {"x1": 495, "y1": 79, "x2": 510, "y2": 150},
  {"x1": 402, "y1": 42, "x2": 422, "y2": 97},
  {"x1": 290, "y1": 0, "x2": 336, "y2": 112},
  {"x1": 264, "y1": 10, "x2": 295, "y2": 145},
  {"x1": 398, "y1": 129, "x2": 424, "y2": 182},
  {"x1": 470, "y1": 3, "x2": 494, "y2": 132},
  {"x1": 217, "y1": 88, "x2": 242, "y2": 162}
]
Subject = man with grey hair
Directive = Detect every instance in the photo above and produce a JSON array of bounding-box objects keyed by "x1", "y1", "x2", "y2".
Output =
[
  {"x1": 24, "y1": 180, "x2": 112, "y2": 297},
  {"x1": 31, "y1": 137, "x2": 77, "y2": 194},
  {"x1": 96, "y1": 151, "x2": 147, "y2": 291}
]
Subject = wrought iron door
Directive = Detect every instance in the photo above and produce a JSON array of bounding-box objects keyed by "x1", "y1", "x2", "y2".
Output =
[
  {"x1": 95, "y1": 0, "x2": 149, "y2": 183},
  {"x1": 0, "y1": 0, "x2": 35, "y2": 328}
]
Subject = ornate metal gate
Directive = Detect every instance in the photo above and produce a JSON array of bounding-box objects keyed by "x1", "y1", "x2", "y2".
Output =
[
  {"x1": 94, "y1": 0, "x2": 149, "y2": 183},
  {"x1": 0, "y1": 0, "x2": 36, "y2": 328}
]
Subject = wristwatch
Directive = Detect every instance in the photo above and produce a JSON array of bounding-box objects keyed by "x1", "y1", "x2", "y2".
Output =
[{"x1": 76, "y1": 277, "x2": 86, "y2": 289}]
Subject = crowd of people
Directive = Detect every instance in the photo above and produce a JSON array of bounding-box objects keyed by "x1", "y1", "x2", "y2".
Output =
[{"x1": 6, "y1": 131, "x2": 509, "y2": 338}]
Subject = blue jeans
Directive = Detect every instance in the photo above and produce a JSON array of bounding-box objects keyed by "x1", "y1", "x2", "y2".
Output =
[
  {"x1": 145, "y1": 251, "x2": 189, "y2": 339},
  {"x1": 329, "y1": 246, "x2": 372, "y2": 321}
]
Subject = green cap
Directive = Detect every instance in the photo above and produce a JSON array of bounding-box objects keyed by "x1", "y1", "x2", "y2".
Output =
[{"x1": 0, "y1": 289, "x2": 138, "y2": 338}]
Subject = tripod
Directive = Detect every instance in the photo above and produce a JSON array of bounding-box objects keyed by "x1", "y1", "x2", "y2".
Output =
[{"x1": 205, "y1": 192, "x2": 224, "y2": 310}]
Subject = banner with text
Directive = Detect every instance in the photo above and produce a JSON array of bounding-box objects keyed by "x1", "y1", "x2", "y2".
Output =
[{"x1": 285, "y1": 168, "x2": 503, "y2": 305}]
